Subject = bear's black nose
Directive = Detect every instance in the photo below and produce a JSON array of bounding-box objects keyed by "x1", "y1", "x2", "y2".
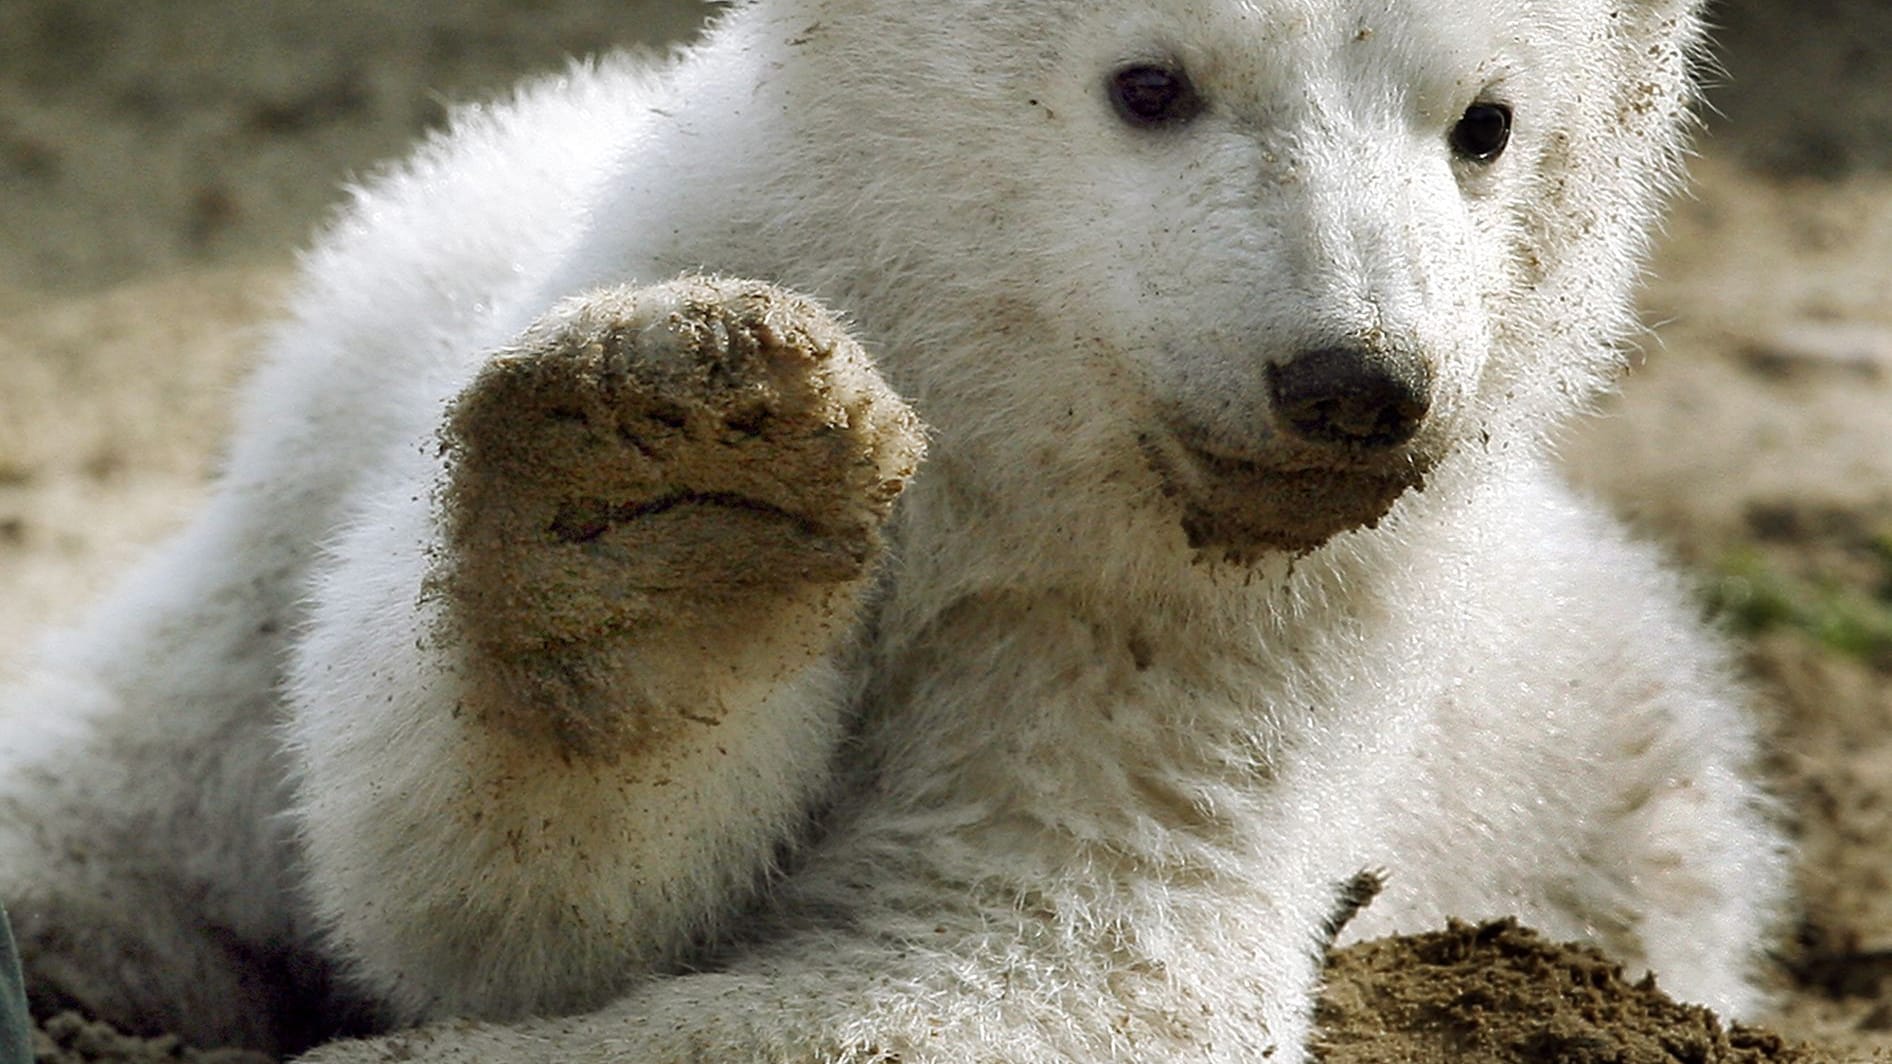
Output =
[{"x1": 1267, "y1": 346, "x2": 1432, "y2": 448}]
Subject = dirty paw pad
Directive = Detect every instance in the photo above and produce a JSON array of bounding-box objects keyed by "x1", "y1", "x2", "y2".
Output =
[{"x1": 440, "y1": 276, "x2": 925, "y2": 657}]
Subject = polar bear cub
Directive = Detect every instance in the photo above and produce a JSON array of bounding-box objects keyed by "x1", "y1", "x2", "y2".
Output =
[{"x1": 0, "y1": 0, "x2": 1785, "y2": 1060}]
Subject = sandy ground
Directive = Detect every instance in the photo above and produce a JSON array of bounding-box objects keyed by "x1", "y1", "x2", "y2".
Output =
[{"x1": 1, "y1": 0, "x2": 1888, "y2": 1060}]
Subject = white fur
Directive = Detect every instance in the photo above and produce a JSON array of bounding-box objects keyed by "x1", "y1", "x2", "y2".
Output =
[{"x1": 0, "y1": 0, "x2": 1787, "y2": 1060}]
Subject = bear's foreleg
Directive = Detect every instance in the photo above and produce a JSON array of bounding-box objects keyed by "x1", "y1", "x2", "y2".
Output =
[{"x1": 284, "y1": 278, "x2": 923, "y2": 1023}]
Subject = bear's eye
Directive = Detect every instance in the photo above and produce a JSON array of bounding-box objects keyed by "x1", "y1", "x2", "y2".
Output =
[
  {"x1": 1449, "y1": 102, "x2": 1513, "y2": 162},
  {"x1": 1108, "y1": 64, "x2": 1202, "y2": 128}
]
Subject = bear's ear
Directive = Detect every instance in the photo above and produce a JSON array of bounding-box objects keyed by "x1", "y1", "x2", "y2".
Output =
[
  {"x1": 1473, "y1": 0, "x2": 1712, "y2": 424},
  {"x1": 1605, "y1": 0, "x2": 1712, "y2": 141},
  {"x1": 1608, "y1": 0, "x2": 1707, "y2": 22},
  {"x1": 1614, "y1": 0, "x2": 1701, "y2": 13},
  {"x1": 1608, "y1": 0, "x2": 1713, "y2": 70}
]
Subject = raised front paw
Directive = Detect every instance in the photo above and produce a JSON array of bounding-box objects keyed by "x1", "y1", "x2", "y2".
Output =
[{"x1": 435, "y1": 276, "x2": 924, "y2": 749}]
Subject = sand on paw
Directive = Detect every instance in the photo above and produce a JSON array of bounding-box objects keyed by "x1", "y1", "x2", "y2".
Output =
[
  {"x1": 434, "y1": 276, "x2": 925, "y2": 755},
  {"x1": 440, "y1": 276, "x2": 925, "y2": 649}
]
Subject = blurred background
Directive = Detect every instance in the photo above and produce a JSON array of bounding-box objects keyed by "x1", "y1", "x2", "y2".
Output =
[{"x1": 0, "y1": 0, "x2": 1886, "y2": 1057}]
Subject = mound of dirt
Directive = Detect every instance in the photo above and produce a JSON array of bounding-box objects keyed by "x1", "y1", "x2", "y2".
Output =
[{"x1": 1317, "y1": 920, "x2": 1828, "y2": 1064}]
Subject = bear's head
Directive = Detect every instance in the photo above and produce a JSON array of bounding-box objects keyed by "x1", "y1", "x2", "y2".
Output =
[{"x1": 694, "y1": 0, "x2": 1705, "y2": 572}]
